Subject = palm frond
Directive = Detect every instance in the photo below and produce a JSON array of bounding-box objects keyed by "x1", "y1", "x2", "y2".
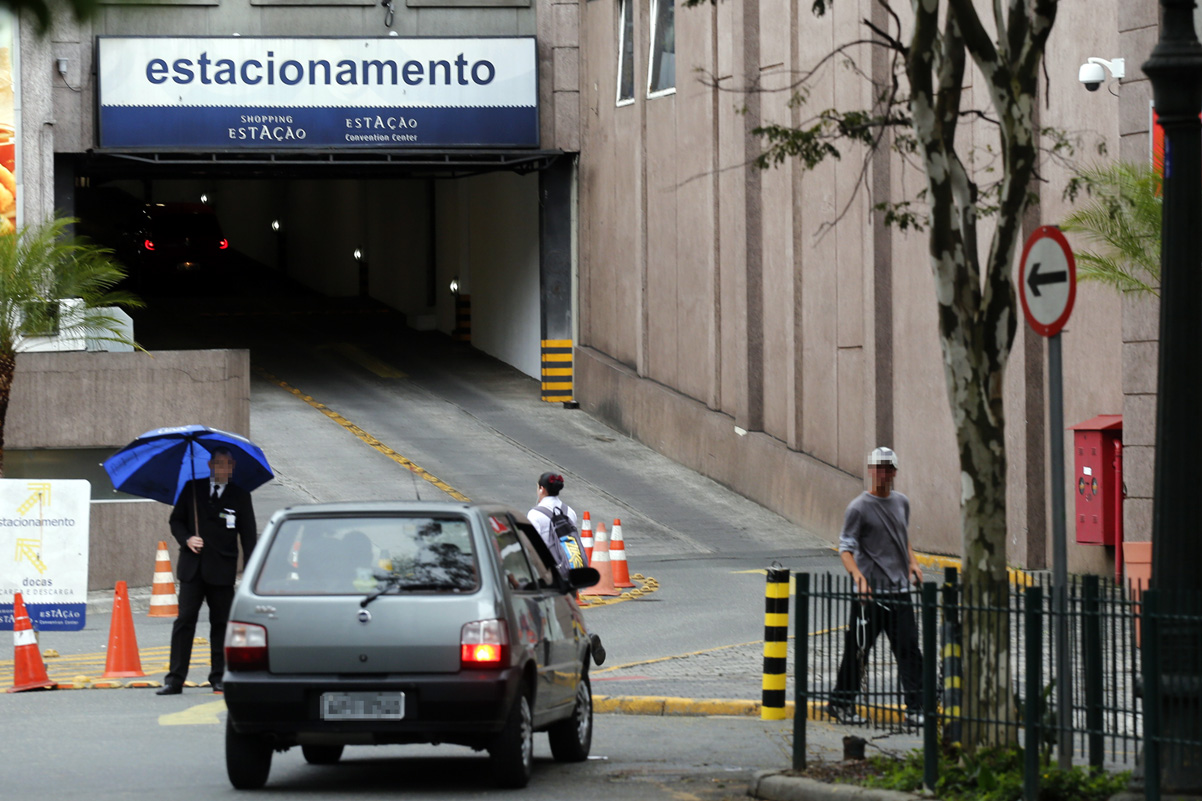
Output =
[
  {"x1": 0, "y1": 216, "x2": 142, "y2": 354},
  {"x1": 1060, "y1": 160, "x2": 1161, "y2": 296}
]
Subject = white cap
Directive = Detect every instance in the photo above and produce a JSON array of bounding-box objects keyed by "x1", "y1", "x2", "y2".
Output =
[{"x1": 868, "y1": 446, "x2": 899, "y2": 469}]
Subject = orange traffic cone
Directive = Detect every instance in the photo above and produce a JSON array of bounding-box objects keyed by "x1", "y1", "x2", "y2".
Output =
[
  {"x1": 7, "y1": 593, "x2": 56, "y2": 693},
  {"x1": 148, "y1": 541, "x2": 179, "y2": 618},
  {"x1": 610, "y1": 519, "x2": 635, "y2": 588},
  {"x1": 102, "y1": 581, "x2": 145, "y2": 678},
  {"x1": 582, "y1": 522, "x2": 619, "y2": 596},
  {"x1": 580, "y1": 511, "x2": 594, "y2": 564}
]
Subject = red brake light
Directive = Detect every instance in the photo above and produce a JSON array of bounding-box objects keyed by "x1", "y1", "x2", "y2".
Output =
[
  {"x1": 224, "y1": 622, "x2": 269, "y2": 671},
  {"x1": 219, "y1": 238, "x2": 229, "y2": 250},
  {"x1": 461, "y1": 619, "x2": 508, "y2": 669},
  {"x1": 143, "y1": 239, "x2": 155, "y2": 251}
]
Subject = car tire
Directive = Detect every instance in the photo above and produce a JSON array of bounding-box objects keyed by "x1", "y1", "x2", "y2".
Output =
[
  {"x1": 225, "y1": 718, "x2": 273, "y2": 790},
  {"x1": 548, "y1": 671, "x2": 592, "y2": 762},
  {"x1": 301, "y1": 744, "x2": 344, "y2": 765},
  {"x1": 489, "y1": 689, "x2": 534, "y2": 788}
]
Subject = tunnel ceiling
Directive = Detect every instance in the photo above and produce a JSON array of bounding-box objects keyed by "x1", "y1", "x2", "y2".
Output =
[{"x1": 78, "y1": 148, "x2": 565, "y2": 181}]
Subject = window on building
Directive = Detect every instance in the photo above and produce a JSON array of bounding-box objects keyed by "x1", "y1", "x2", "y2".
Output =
[
  {"x1": 616, "y1": 0, "x2": 635, "y2": 106},
  {"x1": 647, "y1": 0, "x2": 675, "y2": 97}
]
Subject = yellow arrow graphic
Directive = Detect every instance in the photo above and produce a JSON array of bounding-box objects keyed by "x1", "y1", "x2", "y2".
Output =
[{"x1": 159, "y1": 698, "x2": 226, "y2": 727}]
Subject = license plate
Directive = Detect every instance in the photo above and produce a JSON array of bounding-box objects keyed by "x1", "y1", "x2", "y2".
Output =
[{"x1": 320, "y1": 691, "x2": 405, "y2": 720}]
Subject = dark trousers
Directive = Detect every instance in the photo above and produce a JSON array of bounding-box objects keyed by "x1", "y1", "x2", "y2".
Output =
[
  {"x1": 165, "y1": 579, "x2": 234, "y2": 686},
  {"x1": 832, "y1": 592, "x2": 923, "y2": 711}
]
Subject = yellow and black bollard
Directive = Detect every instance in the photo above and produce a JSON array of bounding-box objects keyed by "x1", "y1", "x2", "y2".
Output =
[
  {"x1": 762, "y1": 565, "x2": 790, "y2": 720},
  {"x1": 941, "y1": 566, "x2": 963, "y2": 749}
]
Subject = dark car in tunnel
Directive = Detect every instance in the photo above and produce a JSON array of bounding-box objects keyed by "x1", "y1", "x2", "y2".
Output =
[{"x1": 133, "y1": 202, "x2": 230, "y2": 280}]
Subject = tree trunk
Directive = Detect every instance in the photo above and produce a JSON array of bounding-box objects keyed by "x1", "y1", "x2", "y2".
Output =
[{"x1": 0, "y1": 349, "x2": 12, "y2": 477}]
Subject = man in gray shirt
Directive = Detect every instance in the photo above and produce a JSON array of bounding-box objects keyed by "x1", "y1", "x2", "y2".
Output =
[{"x1": 827, "y1": 447, "x2": 925, "y2": 727}]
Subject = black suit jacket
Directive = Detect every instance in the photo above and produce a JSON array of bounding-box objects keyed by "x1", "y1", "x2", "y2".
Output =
[{"x1": 169, "y1": 478, "x2": 257, "y2": 586}]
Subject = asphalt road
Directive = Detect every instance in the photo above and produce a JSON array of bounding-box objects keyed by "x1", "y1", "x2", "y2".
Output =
[{"x1": 3, "y1": 289, "x2": 906, "y2": 795}]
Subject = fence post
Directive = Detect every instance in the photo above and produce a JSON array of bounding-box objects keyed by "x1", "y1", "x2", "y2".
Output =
[
  {"x1": 793, "y1": 572, "x2": 810, "y2": 770},
  {"x1": 922, "y1": 581, "x2": 938, "y2": 792},
  {"x1": 1024, "y1": 586, "x2": 1043, "y2": 801},
  {"x1": 941, "y1": 566, "x2": 962, "y2": 750},
  {"x1": 762, "y1": 566, "x2": 790, "y2": 720},
  {"x1": 1083, "y1": 574, "x2": 1104, "y2": 771},
  {"x1": 1142, "y1": 589, "x2": 1160, "y2": 801}
]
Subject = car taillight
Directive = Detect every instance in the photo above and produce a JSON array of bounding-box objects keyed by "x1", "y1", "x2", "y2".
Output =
[
  {"x1": 224, "y1": 622, "x2": 269, "y2": 671},
  {"x1": 461, "y1": 619, "x2": 508, "y2": 669},
  {"x1": 219, "y1": 238, "x2": 229, "y2": 250},
  {"x1": 143, "y1": 239, "x2": 155, "y2": 251}
]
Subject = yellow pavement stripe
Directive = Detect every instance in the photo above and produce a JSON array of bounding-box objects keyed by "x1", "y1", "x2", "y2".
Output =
[
  {"x1": 160, "y1": 699, "x2": 226, "y2": 726},
  {"x1": 321, "y1": 343, "x2": 407, "y2": 379},
  {"x1": 255, "y1": 367, "x2": 470, "y2": 502},
  {"x1": 580, "y1": 574, "x2": 659, "y2": 607}
]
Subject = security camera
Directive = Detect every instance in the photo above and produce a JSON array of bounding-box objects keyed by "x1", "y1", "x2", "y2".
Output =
[
  {"x1": 1079, "y1": 62, "x2": 1106, "y2": 92},
  {"x1": 1079, "y1": 58, "x2": 1125, "y2": 93}
]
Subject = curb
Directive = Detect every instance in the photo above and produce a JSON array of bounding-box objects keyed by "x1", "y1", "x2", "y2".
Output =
[
  {"x1": 749, "y1": 770, "x2": 919, "y2": 801},
  {"x1": 594, "y1": 694, "x2": 762, "y2": 717}
]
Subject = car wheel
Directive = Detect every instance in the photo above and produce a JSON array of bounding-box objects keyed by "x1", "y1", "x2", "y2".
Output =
[
  {"x1": 489, "y1": 689, "x2": 534, "y2": 788},
  {"x1": 548, "y1": 671, "x2": 592, "y2": 762},
  {"x1": 301, "y1": 744, "x2": 344, "y2": 765},
  {"x1": 225, "y1": 718, "x2": 273, "y2": 790}
]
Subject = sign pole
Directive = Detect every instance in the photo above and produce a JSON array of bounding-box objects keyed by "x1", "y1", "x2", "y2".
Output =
[
  {"x1": 1048, "y1": 331, "x2": 1071, "y2": 769},
  {"x1": 1017, "y1": 225, "x2": 1077, "y2": 769}
]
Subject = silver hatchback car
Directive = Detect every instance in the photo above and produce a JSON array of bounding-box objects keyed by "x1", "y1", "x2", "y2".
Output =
[{"x1": 221, "y1": 501, "x2": 602, "y2": 790}]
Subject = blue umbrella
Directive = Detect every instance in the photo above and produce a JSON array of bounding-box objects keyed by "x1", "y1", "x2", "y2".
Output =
[{"x1": 103, "y1": 425, "x2": 274, "y2": 505}]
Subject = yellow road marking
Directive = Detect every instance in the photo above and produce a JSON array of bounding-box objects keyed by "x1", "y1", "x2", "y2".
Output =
[
  {"x1": 254, "y1": 367, "x2": 470, "y2": 502},
  {"x1": 159, "y1": 699, "x2": 226, "y2": 726},
  {"x1": 318, "y1": 343, "x2": 407, "y2": 379}
]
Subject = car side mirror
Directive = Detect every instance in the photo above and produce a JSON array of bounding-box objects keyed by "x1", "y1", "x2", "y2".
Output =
[{"x1": 567, "y1": 567, "x2": 600, "y2": 592}]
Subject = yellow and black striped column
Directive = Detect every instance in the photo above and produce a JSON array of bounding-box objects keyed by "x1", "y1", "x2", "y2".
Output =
[
  {"x1": 762, "y1": 566, "x2": 790, "y2": 720},
  {"x1": 540, "y1": 340, "x2": 573, "y2": 403},
  {"x1": 452, "y1": 294, "x2": 471, "y2": 342}
]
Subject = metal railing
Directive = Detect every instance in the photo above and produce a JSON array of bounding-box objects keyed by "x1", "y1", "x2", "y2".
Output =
[{"x1": 791, "y1": 569, "x2": 1202, "y2": 801}]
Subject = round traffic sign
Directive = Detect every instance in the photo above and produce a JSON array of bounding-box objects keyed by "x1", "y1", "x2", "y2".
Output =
[{"x1": 1018, "y1": 226, "x2": 1076, "y2": 337}]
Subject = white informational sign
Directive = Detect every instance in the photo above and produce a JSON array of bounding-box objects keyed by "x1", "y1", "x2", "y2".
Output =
[{"x1": 0, "y1": 479, "x2": 90, "y2": 631}]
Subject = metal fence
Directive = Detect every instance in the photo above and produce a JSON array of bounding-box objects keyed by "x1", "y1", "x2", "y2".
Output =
[{"x1": 791, "y1": 569, "x2": 1202, "y2": 801}]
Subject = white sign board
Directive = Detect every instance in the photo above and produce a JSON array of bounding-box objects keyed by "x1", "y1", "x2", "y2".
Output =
[
  {"x1": 1018, "y1": 226, "x2": 1077, "y2": 338},
  {"x1": 0, "y1": 479, "x2": 90, "y2": 631}
]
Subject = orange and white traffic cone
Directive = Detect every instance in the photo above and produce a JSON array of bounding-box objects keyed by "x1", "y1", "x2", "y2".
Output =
[
  {"x1": 610, "y1": 519, "x2": 635, "y2": 588},
  {"x1": 580, "y1": 511, "x2": 594, "y2": 565},
  {"x1": 102, "y1": 581, "x2": 145, "y2": 679},
  {"x1": 582, "y1": 522, "x2": 619, "y2": 597},
  {"x1": 7, "y1": 593, "x2": 56, "y2": 693},
  {"x1": 148, "y1": 541, "x2": 179, "y2": 618}
]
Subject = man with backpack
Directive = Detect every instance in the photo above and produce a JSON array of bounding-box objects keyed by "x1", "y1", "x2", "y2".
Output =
[
  {"x1": 528, "y1": 470, "x2": 605, "y2": 666},
  {"x1": 528, "y1": 471, "x2": 585, "y2": 579}
]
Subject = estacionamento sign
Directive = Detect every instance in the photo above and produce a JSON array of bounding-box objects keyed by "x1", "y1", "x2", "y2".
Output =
[{"x1": 96, "y1": 36, "x2": 539, "y2": 150}]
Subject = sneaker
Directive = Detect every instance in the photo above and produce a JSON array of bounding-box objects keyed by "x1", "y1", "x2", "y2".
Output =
[
  {"x1": 904, "y1": 710, "x2": 925, "y2": 728},
  {"x1": 825, "y1": 703, "x2": 868, "y2": 726}
]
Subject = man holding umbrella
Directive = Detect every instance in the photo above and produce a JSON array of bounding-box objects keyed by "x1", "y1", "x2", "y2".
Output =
[{"x1": 157, "y1": 446, "x2": 257, "y2": 695}]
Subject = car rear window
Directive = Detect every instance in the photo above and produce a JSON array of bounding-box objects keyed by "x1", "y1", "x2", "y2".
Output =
[
  {"x1": 253, "y1": 515, "x2": 478, "y2": 595},
  {"x1": 153, "y1": 213, "x2": 223, "y2": 240}
]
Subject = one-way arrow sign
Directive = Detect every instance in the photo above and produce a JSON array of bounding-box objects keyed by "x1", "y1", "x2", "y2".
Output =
[
  {"x1": 1018, "y1": 226, "x2": 1076, "y2": 338},
  {"x1": 1027, "y1": 261, "x2": 1068, "y2": 297}
]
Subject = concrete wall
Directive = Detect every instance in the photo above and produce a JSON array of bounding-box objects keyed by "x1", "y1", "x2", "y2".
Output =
[
  {"x1": 576, "y1": 0, "x2": 1144, "y2": 571},
  {"x1": 435, "y1": 172, "x2": 541, "y2": 377},
  {"x1": 9, "y1": 349, "x2": 251, "y2": 589}
]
